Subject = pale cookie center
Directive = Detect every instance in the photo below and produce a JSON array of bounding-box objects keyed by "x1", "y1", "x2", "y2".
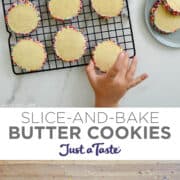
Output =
[
  {"x1": 55, "y1": 28, "x2": 86, "y2": 61},
  {"x1": 92, "y1": 0, "x2": 124, "y2": 17},
  {"x1": 155, "y1": 4, "x2": 180, "y2": 32},
  {"x1": 7, "y1": 4, "x2": 39, "y2": 34},
  {"x1": 12, "y1": 40, "x2": 46, "y2": 71},
  {"x1": 49, "y1": 0, "x2": 81, "y2": 19},
  {"x1": 94, "y1": 41, "x2": 122, "y2": 72},
  {"x1": 167, "y1": 0, "x2": 180, "y2": 11}
]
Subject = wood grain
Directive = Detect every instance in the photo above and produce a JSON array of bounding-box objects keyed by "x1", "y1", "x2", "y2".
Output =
[{"x1": 0, "y1": 161, "x2": 179, "y2": 180}]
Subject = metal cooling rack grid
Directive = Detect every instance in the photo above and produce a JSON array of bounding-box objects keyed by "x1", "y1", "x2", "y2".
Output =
[{"x1": 2, "y1": 0, "x2": 136, "y2": 75}]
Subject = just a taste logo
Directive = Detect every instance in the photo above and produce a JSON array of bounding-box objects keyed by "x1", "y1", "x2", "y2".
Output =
[
  {"x1": 8, "y1": 111, "x2": 171, "y2": 157},
  {"x1": 59, "y1": 143, "x2": 122, "y2": 157}
]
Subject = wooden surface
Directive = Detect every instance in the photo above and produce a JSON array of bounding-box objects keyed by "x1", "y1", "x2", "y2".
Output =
[{"x1": 0, "y1": 161, "x2": 180, "y2": 180}]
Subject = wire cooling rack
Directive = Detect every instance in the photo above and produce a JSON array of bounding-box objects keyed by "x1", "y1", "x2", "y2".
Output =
[{"x1": 2, "y1": 0, "x2": 136, "y2": 75}]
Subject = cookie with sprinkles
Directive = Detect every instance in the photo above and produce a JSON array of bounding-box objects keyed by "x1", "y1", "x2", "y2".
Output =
[
  {"x1": 91, "y1": 0, "x2": 124, "y2": 18},
  {"x1": 150, "y1": 0, "x2": 180, "y2": 34},
  {"x1": 6, "y1": 1, "x2": 40, "y2": 34},
  {"x1": 48, "y1": 0, "x2": 82, "y2": 20},
  {"x1": 93, "y1": 40, "x2": 123, "y2": 72},
  {"x1": 162, "y1": 0, "x2": 180, "y2": 15},
  {"x1": 54, "y1": 26, "x2": 87, "y2": 62},
  {"x1": 12, "y1": 39, "x2": 47, "y2": 71}
]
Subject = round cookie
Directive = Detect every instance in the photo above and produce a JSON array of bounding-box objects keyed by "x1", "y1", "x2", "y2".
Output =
[
  {"x1": 91, "y1": 0, "x2": 124, "y2": 18},
  {"x1": 48, "y1": 0, "x2": 82, "y2": 20},
  {"x1": 162, "y1": 0, "x2": 180, "y2": 15},
  {"x1": 93, "y1": 40, "x2": 122, "y2": 72},
  {"x1": 150, "y1": 0, "x2": 180, "y2": 34},
  {"x1": 6, "y1": 2, "x2": 40, "y2": 34},
  {"x1": 54, "y1": 26, "x2": 86, "y2": 62},
  {"x1": 12, "y1": 39, "x2": 47, "y2": 71}
]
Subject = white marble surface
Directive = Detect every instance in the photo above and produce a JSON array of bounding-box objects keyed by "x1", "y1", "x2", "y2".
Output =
[{"x1": 0, "y1": 0, "x2": 180, "y2": 107}]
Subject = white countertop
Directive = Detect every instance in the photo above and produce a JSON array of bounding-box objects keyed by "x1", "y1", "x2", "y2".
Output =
[{"x1": 0, "y1": 0, "x2": 180, "y2": 107}]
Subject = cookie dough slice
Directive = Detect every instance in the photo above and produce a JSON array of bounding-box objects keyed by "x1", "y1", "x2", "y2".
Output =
[
  {"x1": 48, "y1": 0, "x2": 82, "y2": 20},
  {"x1": 12, "y1": 39, "x2": 47, "y2": 71},
  {"x1": 150, "y1": 0, "x2": 180, "y2": 34},
  {"x1": 91, "y1": 0, "x2": 124, "y2": 18},
  {"x1": 93, "y1": 41, "x2": 123, "y2": 72},
  {"x1": 6, "y1": 2, "x2": 40, "y2": 34},
  {"x1": 162, "y1": 0, "x2": 180, "y2": 15},
  {"x1": 54, "y1": 26, "x2": 86, "y2": 62}
]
